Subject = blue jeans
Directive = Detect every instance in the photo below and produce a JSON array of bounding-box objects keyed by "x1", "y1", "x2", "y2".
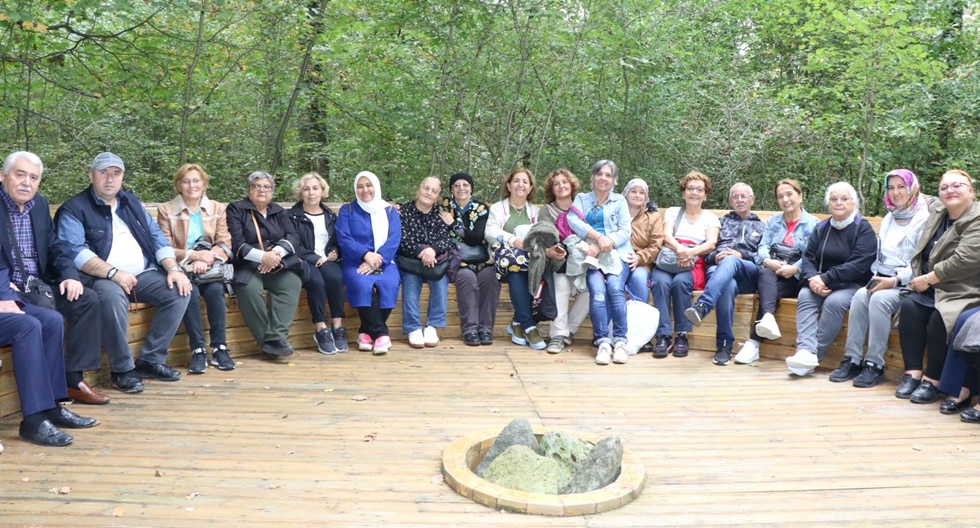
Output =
[
  {"x1": 939, "y1": 306, "x2": 980, "y2": 396},
  {"x1": 183, "y1": 281, "x2": 229, "y2": 350},
  {"x1": 650, "y1": 268, "x2": 694, "y2": 336},
  {"x1": 91, "y1": 269, "x2": 191, "y2": 372},
  {"x1": 401, "y1": 271, "x2": 448, "y2": 334},
  {"x1": 587, "y1": 259, "x2": 630, "y2": 345},
  {"x1": 506, "y1": 271, "x2": 535, "y2": 330},
  {"x1": 626, "y1": 266, "x2": 651, "y2": 302},
  {"x1": 699, "y1": 258, "x2": 759, "y2": 346}
]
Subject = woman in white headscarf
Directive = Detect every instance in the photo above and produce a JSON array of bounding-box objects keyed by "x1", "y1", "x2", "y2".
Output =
[{"x1": 335, "y1": 171, "x2": 402, "y2": 355}]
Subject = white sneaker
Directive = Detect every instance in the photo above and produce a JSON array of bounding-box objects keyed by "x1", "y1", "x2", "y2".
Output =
[
  {"x1": 786, "y1": 349, "x2": 819, "y2": 376},
  {"x1": 595, "y1": 343, "x2": 612, "y2": 365},
  {"x1": 733, "y1": 340, "x2": 761, "y2": 364},
  {"x1": 407, "y1": 329, "x2": 425, "y2": 349},
  {"x1": 755, "y1": 312, "x2": 782, "y2": 340},
  {"x1": 612, "y1": 342, "x2": 629, "y2": 364},
  {"x1": 422, "y1": 326, "x2": 439, "y2": 347}
]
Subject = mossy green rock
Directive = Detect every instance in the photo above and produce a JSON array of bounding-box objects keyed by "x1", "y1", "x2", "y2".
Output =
[
  {"x1": 538, "y1": 431, "x2": 594, "y2": 475},
  {"x1": 482, "y1": 445, "x2": 571, "y2": 494}
]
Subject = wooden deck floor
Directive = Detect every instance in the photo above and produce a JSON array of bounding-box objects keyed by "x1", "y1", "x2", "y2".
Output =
[{"x1": 1, "y1": 340, "x2": 979, "y2": 527}]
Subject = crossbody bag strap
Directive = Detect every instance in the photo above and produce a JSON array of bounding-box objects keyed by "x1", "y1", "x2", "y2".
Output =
[
  {"x1": 672, "y1": 206, "x2": 684, "y2": 237},
  {"x1": 249, "y1": 210, "x2": 265, "y2": 251},
  {"x1": 2, "y1": 211, "x2": 31, "y2": 287}
]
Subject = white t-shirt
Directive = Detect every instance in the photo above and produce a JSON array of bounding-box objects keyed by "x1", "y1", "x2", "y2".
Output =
[
  {"x1": 105, "y1": 205, "x2": 147, "y2": 276},
  {"x1": 664, "y1": 207, "x2": 720, "y2": 245},
  {"x1": 306, "y1": 212, "x2": 330, "y2": 259}
]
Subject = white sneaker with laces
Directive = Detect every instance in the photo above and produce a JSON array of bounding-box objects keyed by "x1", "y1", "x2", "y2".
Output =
[
  {"x1": 595, "y1": 343, "x2": 612, "y2": 365},
  {"x1": 422, "y1": 326, "x2": 439, "y2": 347},
  {"x1": 734, "y1": 339, "x2": 760, "y2": 364},
  {"x1": 407, "y1": 329, "x2": 425, "y2": 349},
  {"x1": 786, "y1": 349, "x2": 819, "y2": 375},
  {"x1": 612, "y1": 342, "x2": 629, "y2": 364},
  {"x1": 755, "y1": 312, "x2": 782, "y2": 340}
]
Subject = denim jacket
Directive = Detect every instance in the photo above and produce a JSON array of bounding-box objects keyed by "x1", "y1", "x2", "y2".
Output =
[
  {"x1": 567, "y1": 191, "x2": 633, "y2": 261},
  {"x1": 754, "y1": 208, "x2": 819, "y2": 276}
]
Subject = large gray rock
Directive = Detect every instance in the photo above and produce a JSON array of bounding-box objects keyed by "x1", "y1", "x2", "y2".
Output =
[
  {"x1": 481, "y1": 445, "x2": 571, "y2": 494},
  {"x1": 538, "y1": 431, "x2": 593, "y2": 475},
  {"x1": 476, "y1": 418, "x2": 539, "y2": 476},
  {"x1": 561, "y1": 436, "x2": 624, "y2": 494}
]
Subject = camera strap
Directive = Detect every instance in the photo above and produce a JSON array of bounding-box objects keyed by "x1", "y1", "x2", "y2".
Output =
[{"x1": 1, "y1": 209, "x2": 35, "y2": 291}]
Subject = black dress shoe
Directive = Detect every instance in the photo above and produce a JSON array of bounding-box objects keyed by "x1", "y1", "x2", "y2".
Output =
[
  {"x1": 19, "y1": 419, "x2": 73, "y2": 447},
  {"x1": 960, "y1": 407, "x2": 980, "y2": 424},
  {"x1": 463, "y1": 332, "x2": 480, "y2": 346},
  {"x1": 895, "y1": 373, "x2": 920, "y2": 399},
  {"x1": 478, "y1": 331, "x2": 493, "y2": 346},
  {"x1": 940, "y1": 397, "x2": 974, "y2": 415},
  {"x1": 134, "y1": 358, "x2": 182, "y2": 381},
  {"x1": 910, "y1": 380, "x2": 942, "y2": 404},
  {"x1": 110, "y1": 369, "x2": 145, "y2": 393},
  {"x1": 46, "y1": 406, "x2": 98, "y2": 429}
]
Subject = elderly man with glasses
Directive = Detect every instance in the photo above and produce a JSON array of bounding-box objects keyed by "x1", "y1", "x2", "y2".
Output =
[
  {"x1": 55, "y1": 152, "x2": 192, "y2": 394},
  {"x1": 684, "y1": 183, "x2": 766, "y2": 365}
]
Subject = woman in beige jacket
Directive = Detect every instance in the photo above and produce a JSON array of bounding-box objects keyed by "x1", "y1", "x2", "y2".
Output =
[{"x1": 157, "y1": 164, "x2": 234, "y2": 374}]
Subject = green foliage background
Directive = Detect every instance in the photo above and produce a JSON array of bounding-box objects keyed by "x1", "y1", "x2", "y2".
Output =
[{"x1": 1, "y1": 0, "x2": 977, "y2": 214}]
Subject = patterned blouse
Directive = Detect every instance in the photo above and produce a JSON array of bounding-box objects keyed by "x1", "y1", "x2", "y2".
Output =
[
  {"x1": 397, "y1": 200, "x2": 453, "y2": 259},
  {"x1": 443, "y1": 197, "x2": 492, "y2": 270}
]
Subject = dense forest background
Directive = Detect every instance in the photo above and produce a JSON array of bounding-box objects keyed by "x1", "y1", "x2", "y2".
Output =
[{"x1": 1, "y1": 0, "x2": 977, "y2": 213}]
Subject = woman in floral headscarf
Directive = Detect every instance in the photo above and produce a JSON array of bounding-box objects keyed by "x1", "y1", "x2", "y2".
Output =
[{"x1": 832, "y1": 169, "x2": 930, "y2": 388}]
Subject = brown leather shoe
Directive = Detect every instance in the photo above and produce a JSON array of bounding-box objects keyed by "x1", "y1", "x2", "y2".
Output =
[{"x1": 67, "y1": 381, "x2": 111, "y2": 405}]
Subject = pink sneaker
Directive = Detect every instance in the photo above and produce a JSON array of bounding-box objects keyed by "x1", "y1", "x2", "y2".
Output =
[
  {"x1": 357, "y1": 333, "x2": 373, "y2": 351},
  {"x1": 373, "y1": 335, "x2": 391, "y2": 355}
]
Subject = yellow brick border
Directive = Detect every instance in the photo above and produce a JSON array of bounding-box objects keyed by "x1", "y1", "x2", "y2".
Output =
[{"x1": 442, "y1": 426, "x2": 646, "y2": 516}]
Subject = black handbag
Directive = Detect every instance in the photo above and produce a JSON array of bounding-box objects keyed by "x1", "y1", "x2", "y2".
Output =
[
  {"x1": 769, "y1": 242, "x2": 802, "y2": 263},
  {"x1": 457, "y1": 241, "x2": 489, "y2": 263},
  {"x1": 3, "y1": 215, "x2": 56, "y2": 309},
  {"x1": 531, "y1": 267, "x2": 558, "y2": 322},
  {"x1": 396, "y1": 254, "x2": 450, "y2": 281}
]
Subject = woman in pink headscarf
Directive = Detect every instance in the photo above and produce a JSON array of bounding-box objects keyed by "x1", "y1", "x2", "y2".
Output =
[{"x1": 832, "y1": 169, "x2": 930, "y2": 388}]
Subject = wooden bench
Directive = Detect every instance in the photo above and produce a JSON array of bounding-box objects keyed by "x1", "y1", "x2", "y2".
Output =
[{"x1": 0, "y1": 205, "x2": 902, "y2": 418}]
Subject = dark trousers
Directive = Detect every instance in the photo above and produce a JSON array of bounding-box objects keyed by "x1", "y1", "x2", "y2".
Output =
[
  {"x1": 55, "y1": 286, "x2": 102, "y2": 372},
  {"x1": 302, "y1": 261, "x2": 345, "y2": 324},
  {"x1": 939, "y1": 306, "x2": 980, "y2": 397},
  {"x1": 899, "y1": 297, "x2": 948, "y2": 379},
  {"x1": 506, "y1": 271, "x2": 535, "y2": 330},
  {"x1": 454, "y1": 266, "x2": 500, "y2": 335},
  {"x1": 0, "y1": 302, "x2": 66, "y2": 416},
  {"x1": 357, "y1": 288, "x2": 392, "y2": 339},
  {"x1": 751, "y1": 268, "x2": 800, "y2": 341},
  {"x1": 183, "y1": 281, "x2": 229, "y2": 350}
]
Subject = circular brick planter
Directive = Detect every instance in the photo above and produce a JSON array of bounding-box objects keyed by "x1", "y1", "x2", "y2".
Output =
[{"x1": 441, "y1": 427, "x2": 645, "y2": 516}]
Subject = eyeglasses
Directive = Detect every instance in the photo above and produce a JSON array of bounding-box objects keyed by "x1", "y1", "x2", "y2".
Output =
[
  {"x1": 451, "y1": 182, "x2": 471, "y2": 189},
  {"x1": 250, "y1": 184, "x2": 273, "y2": 191},
  {"x1": 829, "y1": 196, "x2": 852, "y2": 204},
  {"x1": 180, "y1": 178, "x2": 203, "y2": 186},
  {"x1": 939, "y1": 182, "x2": 972, "y2": 193},
  {"x1": 685, "y1": 186, "x2": 705, "y2": 194},
  {"x1": 730, "y1": 193, "x2": 752, "y2": 201}
]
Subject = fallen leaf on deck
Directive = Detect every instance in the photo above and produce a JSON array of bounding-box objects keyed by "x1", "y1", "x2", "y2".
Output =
[
  {"x1": 155, "y1": 470, "x2": 165, "y2": 477},
  {"x1": 490, "y1": 408, "x2": 499, "y2": 413},
  {"x1": 281, "y1": 414, "x2": 289, "y2": 419},
  {"x1": 409, "y1": 364, "x2": 423, "y2": 368},
  {"x1": 323, "y1": 388, "x2": 334, "y2": 392},
  {"x1": 111, "y1": 507, "x2": 125, "y2": 517},
  {"x1": 186, "y1": 492, "x2": 199, "y2": 500},
  {"x1": 485, "y1": 365, "x2": 495, "y2": 370},
  {"x1": 449, "y1": 345, "x2": 455, "y2": 349},
  {"x1": 268, "y1": 484, "x2": 282, "y2": 489},
  {"x1": 201, "y1": 384, "x2": 212, "y2": 388},
  {"x1": 287, "y1": 362, "x2": 295, "y2": 367},
  {"x1": 287, "y1": 450, "x2": 295, "y2": 455},
  {"x1": 48, "y1": 487, "x2": 71, "y2": 494},
  {"x1": 185, "y1": 507, "x2": 194, "y2": 512},
  {"x1": 186, "y1": 390, "x2": 196, "y2": 395},
  {"x1": 430, "y1": 474, "x2": 444, "y2": 484},
  {"x1": 314, "y1": 401, "x2": 324, "y2": 406},
  {"x1": 21, "y1": 478, "x2": 29, "y2": 482},
  {"x1": 554, "y1": 359, "x2": 565, "y2": 363},
  {"x1": 363, "y1": 433, "x2": 377, "y2": 442},
  {"x1": 351, "y1": 395, "x2": 368, "y2": 401},
  {"x1": 264, "y1": 386, "x2": 271, "y2": 389},
  {"x1": 223, "y1": 379, "x2": 234, "y2": 382}
]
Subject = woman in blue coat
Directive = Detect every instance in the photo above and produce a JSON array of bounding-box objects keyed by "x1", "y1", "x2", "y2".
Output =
[{"x1": 335, "y1": 171, "x2": 402, "y2": 355}]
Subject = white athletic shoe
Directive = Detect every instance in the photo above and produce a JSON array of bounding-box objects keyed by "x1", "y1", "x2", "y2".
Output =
[
  {"x1": 595, "y1": 343, "x2": 612, "y2": 365},
  {"x1": 786, "y1": 349, "x2": 819, "y2": 376},
  {"x1": 407, "y1": 329, "x2": 425, "y2": 349},
  {"x1": 755, "y1": 312, "x2": 782, "y2": 340},
  {"x1": 733, "y1": 340, "x2": 761, "y2": 365},
  {"x1": 612, "y1": 342, "x2": 629, "y2": 364},
  {"x1": 422, "y1": 326, "x2": 439, "y2": 347}
]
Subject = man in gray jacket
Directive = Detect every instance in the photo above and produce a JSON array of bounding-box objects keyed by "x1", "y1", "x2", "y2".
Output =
[{"x1": 684, "y1": 183, "x2": 765, "y2": 365}]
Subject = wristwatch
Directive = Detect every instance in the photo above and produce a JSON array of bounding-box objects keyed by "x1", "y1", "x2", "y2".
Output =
[
  {"x1": 167, "y1": 265, "x2": 184, "y2": 274},
  {"x1": 107, "y1": 267, "x2": 118, "y2": 279}
]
